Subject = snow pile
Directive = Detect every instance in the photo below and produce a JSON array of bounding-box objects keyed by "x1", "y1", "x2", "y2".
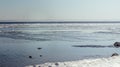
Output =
[{"x1": 25, "y1": 56, "x2": 120, "y2": 67}]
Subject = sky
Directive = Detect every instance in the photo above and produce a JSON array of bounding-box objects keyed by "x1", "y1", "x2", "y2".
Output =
[{"x1": 0, "y1": 0, "x2": 120, "y2": 21}]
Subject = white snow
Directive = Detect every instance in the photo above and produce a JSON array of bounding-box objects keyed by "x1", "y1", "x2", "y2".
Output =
[{"x1": 25, "y1": 56, "x2": 120, "y2": 67}]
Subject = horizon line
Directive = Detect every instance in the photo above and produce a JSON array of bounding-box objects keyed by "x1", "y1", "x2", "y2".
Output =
[{"x1": 0, "y1": 21, "x2": 119, "y2": 24}]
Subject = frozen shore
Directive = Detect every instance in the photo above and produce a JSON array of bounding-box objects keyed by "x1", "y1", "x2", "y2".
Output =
[{"x1": 25, "y1": 56, "x2": 120, "y2": 67}]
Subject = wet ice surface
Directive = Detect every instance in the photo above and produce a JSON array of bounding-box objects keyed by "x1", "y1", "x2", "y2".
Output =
[{"x1": 0, "y1": 23, "x2": 120, "y2": 67}]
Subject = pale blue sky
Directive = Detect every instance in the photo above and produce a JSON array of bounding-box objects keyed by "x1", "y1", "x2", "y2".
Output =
[{"x1": 0, "y1": 0, "x2": 120, "y2": 21}]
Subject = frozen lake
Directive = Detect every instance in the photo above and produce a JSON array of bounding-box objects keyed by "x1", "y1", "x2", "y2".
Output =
[{"x1": 0, "y1": 23, "x2": 120, "y2": 67}]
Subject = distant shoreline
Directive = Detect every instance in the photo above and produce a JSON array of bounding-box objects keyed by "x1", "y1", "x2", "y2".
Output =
[{"x1": 0, "y1": 21, "x2": 120, "y2": 24}]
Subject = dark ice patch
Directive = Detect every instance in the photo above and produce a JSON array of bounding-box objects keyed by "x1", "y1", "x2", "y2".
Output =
[{"x1": 72, "y1": 45, "x2": 113, "y2": 48}]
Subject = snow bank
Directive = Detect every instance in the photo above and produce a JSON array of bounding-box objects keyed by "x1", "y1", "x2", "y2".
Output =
[{"x1": 25, "y1": 56, "x2": 120, "y2": 67}]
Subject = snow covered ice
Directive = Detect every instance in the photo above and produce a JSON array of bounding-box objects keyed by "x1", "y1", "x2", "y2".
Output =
[{"x1": 25, "y1": 56, "x2": 120, "y2": 67}]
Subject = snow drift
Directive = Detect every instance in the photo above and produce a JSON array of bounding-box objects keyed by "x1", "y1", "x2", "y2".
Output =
[{"x1": 25, "y1": 56, "x2": 120, "y2": 67}]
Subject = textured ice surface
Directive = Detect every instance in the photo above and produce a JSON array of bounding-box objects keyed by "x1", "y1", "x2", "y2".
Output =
[{"x1": 25, "y1": 56, "x2": 120, "y2": 67}]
